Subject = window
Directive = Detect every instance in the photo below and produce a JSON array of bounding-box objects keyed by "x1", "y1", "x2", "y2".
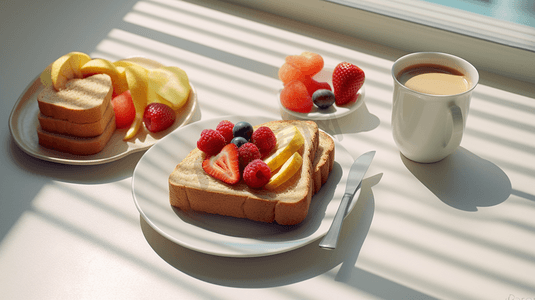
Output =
[{"x1": 222, "y1": 0, "x2": 535, "y2": 83}]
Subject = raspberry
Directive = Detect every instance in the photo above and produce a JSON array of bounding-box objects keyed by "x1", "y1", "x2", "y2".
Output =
[
  {"x1": 251, "y1": 126, "x2": 276, "y2": 156},
  {"x1": 280, "y1": 80, "x2": 313, "y2": 113},
  {"x1": 237, "y1": 142, "x2": 261, "y2": 169},
  {"x1": 197, "y1": 129, "x2": 226, "y2": 156},
  {"x1": 243, "y1": 159, "x2": 272, "y2": 188},
  {"x1": 216, "y1": 120, "x2": 234, "y2": 144},
  {"x1": 143, "y1": 103, "x2": 176, "y2": 133}
]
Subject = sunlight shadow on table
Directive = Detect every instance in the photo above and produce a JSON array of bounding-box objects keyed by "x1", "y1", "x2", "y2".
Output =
[
  {"x1": 401, "y1": 147, "x2": 512, "y2": 211},
  {"x1": 314, "y1": 103, "x2": 381, "y2": 138},
  {"x1": 140, "y1": 172, "x2": 382, "y2": 289}
]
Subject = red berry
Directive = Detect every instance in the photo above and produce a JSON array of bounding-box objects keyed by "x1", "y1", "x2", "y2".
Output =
[
  {"x1": 243, "y1": 159, "x2": 271, "y2": 188},
  {"x1": 251, "y1": 126, "x2": 276, "y2": 156},
  {"x1": 280, "y1": 80, "x2": 313, "y2": 113},
  {"x1": 332, "y1": 62, "x2": 365, "y2": 106},
  {"x1": 202, "y1": 144, "x2": 240, "y2": 185},
  {"x1": 237, "y1": 142, "x2": 261, "y2": 169},
  {"x1": 197, "y1": 129, "x2": 226, "y2": 156},
  {"x1": 303, "y1": 75, "x2": 331, "y2": 96},
  {"x1": 111, "y1": 90, "x2": 136, "y2": 129},
  {"x1": 216, "y1": 120, "x2": 234, "y2": 144},
  {"x1": 143, "y1": 103, "x2": 176, "y2": 133}
]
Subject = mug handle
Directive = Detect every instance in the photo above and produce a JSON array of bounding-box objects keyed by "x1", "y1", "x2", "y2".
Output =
[{"x1": 445, "y1": 104, "x2": 464, "y2": 151}]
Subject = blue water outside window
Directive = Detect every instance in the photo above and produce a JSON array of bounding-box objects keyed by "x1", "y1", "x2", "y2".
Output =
[{"x1": 421, "y1": 0, "x2": 535, "y2": 28}]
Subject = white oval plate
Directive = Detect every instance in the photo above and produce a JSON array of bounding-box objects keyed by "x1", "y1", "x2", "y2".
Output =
[
  {"x1": 279, "y1": 67, "x2": 365, "y2": 120},
  {"x1": 132, "y1": 115, "x2": 361, "y2": 257},
  {"x1": 8, "y1": 57, "x2": 198, "y2": 165}
]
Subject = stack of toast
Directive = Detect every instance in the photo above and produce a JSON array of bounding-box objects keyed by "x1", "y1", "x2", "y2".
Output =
[
  {"x1": 169, "y1": 120, "x2": 335, "y2": 225},
  {"x1": 36, "y1": 74, "x2": 116, "y2": 155}
]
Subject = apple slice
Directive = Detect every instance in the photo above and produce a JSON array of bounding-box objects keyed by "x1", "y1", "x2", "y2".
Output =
[
  {"x1": 147, "y1": 66, "x2": 190, "y2": 110},
  {"x1": 50, "y1": 52, "x2": 91, "y2": 90}
]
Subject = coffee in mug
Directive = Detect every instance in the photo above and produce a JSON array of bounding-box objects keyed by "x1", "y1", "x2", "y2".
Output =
[
  {"x1": 397, "y1": 64, "x2": 471, "y2": 95},
  {"x1": 391, "y1": 52, "x2": 479, "y2": 163}
]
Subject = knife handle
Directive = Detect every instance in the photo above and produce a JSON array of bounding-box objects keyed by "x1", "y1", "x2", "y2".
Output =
[{"x1": 318, "y1": 192, "x2": 354, "y2": 249}]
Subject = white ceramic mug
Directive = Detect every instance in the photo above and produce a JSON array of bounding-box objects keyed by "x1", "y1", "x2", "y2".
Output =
[{"x1": 391, "y1": 52, "x2": 479, "y2": 163}]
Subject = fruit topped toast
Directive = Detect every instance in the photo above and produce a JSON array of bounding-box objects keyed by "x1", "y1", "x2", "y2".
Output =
[{"x1": 169, "y1": 119, "x2": 334, "y2": 225}]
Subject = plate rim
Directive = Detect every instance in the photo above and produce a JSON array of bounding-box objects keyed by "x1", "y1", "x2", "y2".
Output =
[
  {"x1": 132, "y1": 115, "x2": 360, "y2": 257},
  {"x1": 8, "y1": 57, "x2": 198, "y2": 165}
]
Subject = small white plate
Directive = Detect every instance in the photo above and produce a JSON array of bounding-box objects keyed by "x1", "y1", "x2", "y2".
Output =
[
  {"x1": 8, "y1": 57, "x2": 198, "y2": 165},
  {"x1": 279, "y1": 67, "x2": 365, "y2": 121},
  {"x1": 132, "y1": 115, "x2": 361, "y2": 257}
]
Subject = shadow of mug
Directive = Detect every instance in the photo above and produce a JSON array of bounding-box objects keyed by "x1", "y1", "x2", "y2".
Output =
[{"x1": 401, "y1": 147, "x2": 511, "y2": 211}]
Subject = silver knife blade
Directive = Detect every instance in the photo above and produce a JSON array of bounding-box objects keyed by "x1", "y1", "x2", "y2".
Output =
[
  {"x1": 344, "y1": 151, "x2": 376, "y2": 196},
  {"x1": 319, "y1": 150, "x2": 375, "y2": 249}
]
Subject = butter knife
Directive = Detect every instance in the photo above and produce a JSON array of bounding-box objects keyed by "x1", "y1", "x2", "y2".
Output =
[{"x1": 319, "y1": 151, "x2": 375, "y2": 249}]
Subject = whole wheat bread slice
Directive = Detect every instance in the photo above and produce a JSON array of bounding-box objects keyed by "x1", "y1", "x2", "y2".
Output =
[{"x1": 169, "y1": 120, "x2": 321, "y2": 225}]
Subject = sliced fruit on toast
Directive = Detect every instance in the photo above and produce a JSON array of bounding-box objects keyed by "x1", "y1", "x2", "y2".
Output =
[{"x1": 168, "y1": 120, "x2": 320, "y2": 225}]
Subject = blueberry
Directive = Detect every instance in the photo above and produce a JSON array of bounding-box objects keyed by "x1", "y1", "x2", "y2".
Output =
[
  {"x1": 233, "y1": 121, "x2": 253, "y2": 141},
  {"x1": 312, "y1": 89, "x2": 335, "y2": 109},
  {"x1": 231, "y1": 136, "x2": 248, "y2": 148}
]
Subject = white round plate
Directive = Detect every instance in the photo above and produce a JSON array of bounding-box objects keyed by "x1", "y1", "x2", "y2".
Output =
[
  {"x1": 132, "y1": 115, "x2": 361, "y2": 257},
  {"x1": 279, "y1": 67, "x2": 365, "y2": 120},
  {"x1": 8, "y1": 57, "x2": 198, "y2": 165}
]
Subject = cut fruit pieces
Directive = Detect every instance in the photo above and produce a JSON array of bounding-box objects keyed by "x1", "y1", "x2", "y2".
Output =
[
  {"x1": 147, "y1": 66, "x2": 190, "y2": 110},
  {"x1": 80, "y1": 58, "x2": 125, "y2": 97},
  {"x1": 265, "y1": 151, "x2": 303, "y2": 190},
  {"x1": 50, "y1": 52, "x2": 91, "y2": 90},
  {"x1": 263, "y1": 125, "x2": 305, "y2": 172},
  {"x1": 123, "y1": 64, "x2": 148, "y2": 140}
]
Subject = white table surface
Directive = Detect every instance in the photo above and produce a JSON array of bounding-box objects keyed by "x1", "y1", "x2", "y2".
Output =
[{"x1": 2, "y1": 0, "x2": 535, "y2": 299}]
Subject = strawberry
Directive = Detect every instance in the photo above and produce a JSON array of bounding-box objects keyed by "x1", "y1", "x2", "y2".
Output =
[
  {"x1": 143, "y1": 103, "x2": 176, "y2": 133},
  {"x1": 332, "y1": 62, "x2": 365, "y2": 106},
  {"x1": 202, "y1": 143, "x2": 240, "y2": 185}
]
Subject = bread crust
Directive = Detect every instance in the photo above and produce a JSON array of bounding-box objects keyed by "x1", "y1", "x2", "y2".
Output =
[
  {"x1": 169, "y1": 120, "x2": 320, "y2": 225},
  {"x1": 37, "y1": 115, "x2": 116, "y2": 155},
  {"x1": 313, "y1": 131, "x2": 335, "y2": 194},
  {"x1": 37, "y1": 102, "x2": 114, "y2": 137},
  {"x1": 37, "y1": 74, "x2": 112, "y2": 124}
]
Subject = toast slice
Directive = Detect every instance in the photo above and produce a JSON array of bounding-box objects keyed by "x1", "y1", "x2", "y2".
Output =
[
  {"x1": 37, "y1": 73, "x2": 112, "y2": 124},
  {"x1": 37, "y1": 115, "x2": 116, "y2": 155},
  {"x1": 313, "y1": 131, "x2": 335, "y2": 194},
  {"x1": 169, "y1": 120, "x2": 320, "y2": 225},
  {"x1": 37, "y1": 101, "x2": 114, "y2": 137}
]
